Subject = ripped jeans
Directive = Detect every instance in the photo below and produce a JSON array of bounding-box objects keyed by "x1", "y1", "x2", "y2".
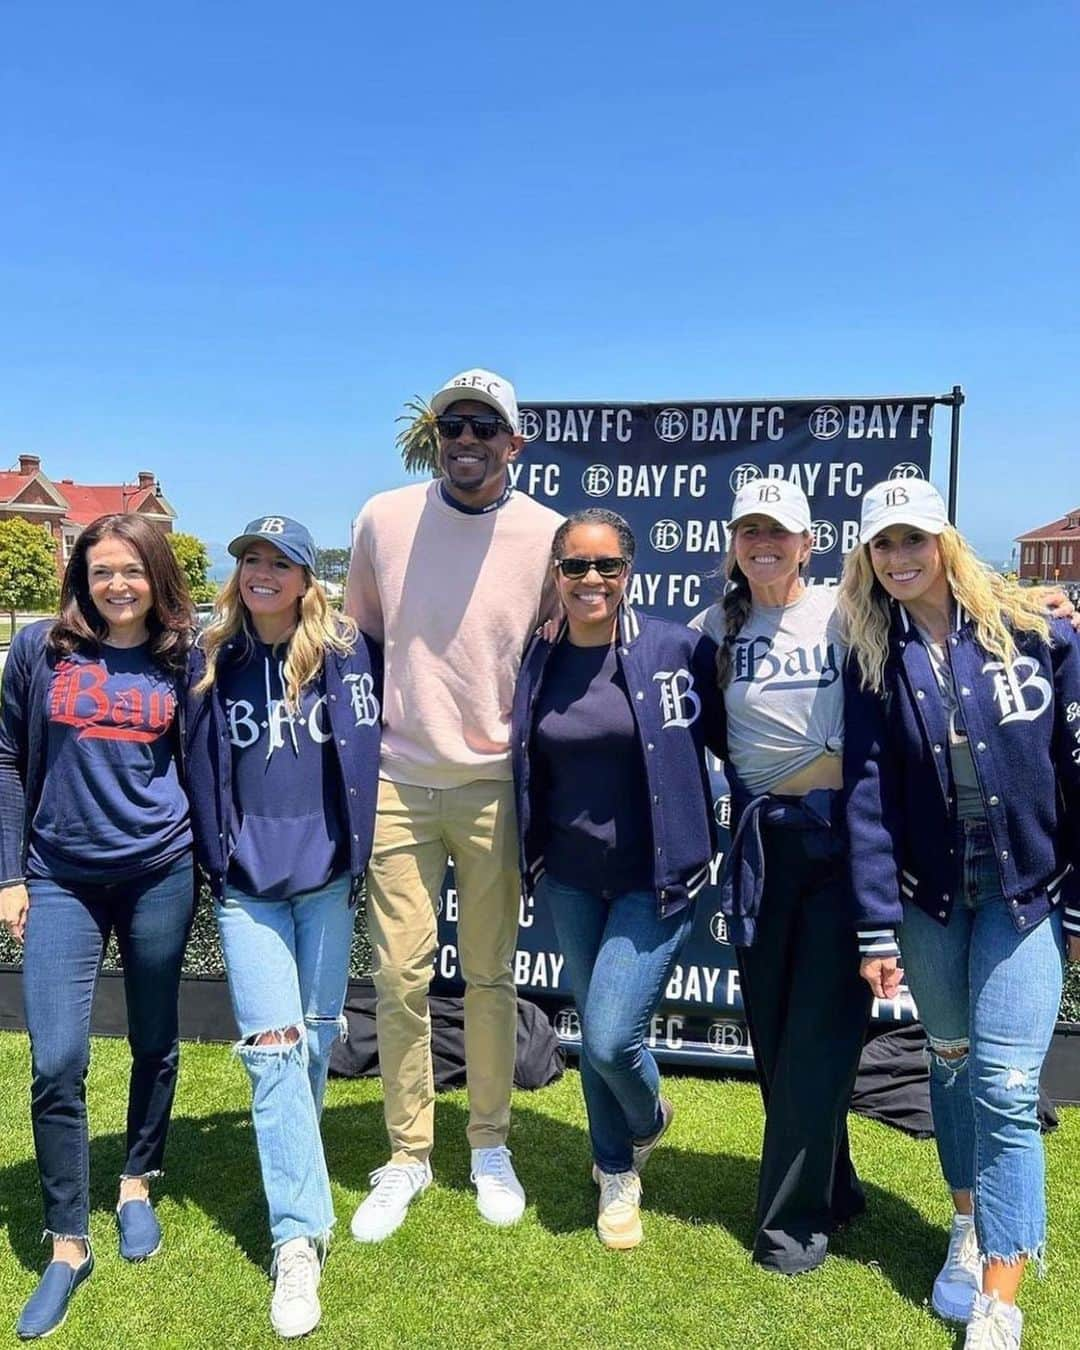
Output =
[
  {"x1": 216, "y1": 872, "x2": 354, "y2": 1248},
  {"x1": 900, "y1": 820, "x2": 1065, "y2": 1267}
]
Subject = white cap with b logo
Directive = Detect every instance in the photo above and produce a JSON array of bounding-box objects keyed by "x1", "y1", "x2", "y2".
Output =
[
  {"x1": 859, "y1": 478, "x2": 949, "y2": 544},
  {"x1": 729, "y1": 478, "x2": 812, "y2": 534}
]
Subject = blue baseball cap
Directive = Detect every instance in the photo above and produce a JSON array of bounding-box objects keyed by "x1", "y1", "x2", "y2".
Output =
[{"x1": 228, "y1": 516, "x2": 317, "y2": 570}]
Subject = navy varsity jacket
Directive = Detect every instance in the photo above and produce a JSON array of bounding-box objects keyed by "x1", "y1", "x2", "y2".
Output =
[
  {"x1": 185, "y1": 632, "x2": 383, "y2": 901},
  {"x1": 512, "y1": 604, "x2": 726, "y2": 919},
  {"x1": 844, "y1": 603, "x2": 1080, "y2": 959}
]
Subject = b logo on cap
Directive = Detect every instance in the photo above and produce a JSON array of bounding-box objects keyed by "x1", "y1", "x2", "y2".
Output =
[
  {"x1": 260, "y1": 518, "x2": 285, "y2": 533},
  {"x1": 883, "y1": 488, "x2": 909, "y2": 508},
  {"x1": 758, "y1": 484, "x2": 781, "y2": 503}
]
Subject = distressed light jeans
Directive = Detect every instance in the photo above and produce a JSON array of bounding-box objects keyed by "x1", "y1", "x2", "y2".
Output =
[
  {"x1": 899, "y1": 819, "x2": 1065, "y2": 1268},
  {"x1": 537, "y1": 876, "x2": 693, "y2": 1174},
  {"x1": 216, "y1": 872, "x2": 354, "y2": 1248}
]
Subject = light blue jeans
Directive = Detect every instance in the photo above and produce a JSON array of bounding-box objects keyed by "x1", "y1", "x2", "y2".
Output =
[
  {"x1": 216, "y1": 871, "x2": 354, "y2": 1249},
  {"x1": 899, "y1": 820, "x2": 1065, "y2": 1267},
  {"x1": 537, "y1": 876, "x2": 693, "y2": 1174}
]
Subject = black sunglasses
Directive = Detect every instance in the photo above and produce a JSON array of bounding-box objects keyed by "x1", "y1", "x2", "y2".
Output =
[
  {"x1": 554, "y1": 556, "x2": 628, "y2": 579},
  {"x1": 436, "y1": 413, "x2": 510, "y2": 441}
]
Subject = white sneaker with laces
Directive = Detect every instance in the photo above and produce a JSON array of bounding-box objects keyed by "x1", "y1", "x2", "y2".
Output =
[
  {"x1": 270, "y1": 1237, "x2": 322, "y2": 1340},
  {"x1": 595, "y1": 1168, "x2": 643, "y2": 1250},
  {"x1": 964, "y1": 1292, "x2": 1023, "y2": 1348},
  {"x1": 349, "y1": 1160, "x2": 432, "y2": 1243},
  {"x1": 470, "y1": 1146, "x2": 525, "y2": 1227},
  {"x1": 932, "y1": 1213, "x2": 981, "y2": 1323}
]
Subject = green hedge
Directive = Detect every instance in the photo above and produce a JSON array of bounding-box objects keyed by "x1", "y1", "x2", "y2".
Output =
[
  {"x1": 2, "y1": 883, "x2": 1078, "y2": 1021},
  {"x1": 0, "y1": 878, "x2": 374, "y2": 980}
]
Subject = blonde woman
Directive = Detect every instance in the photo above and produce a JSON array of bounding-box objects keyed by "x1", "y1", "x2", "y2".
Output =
[
  {"x1": 841, "y1": 479, "x2": 1080, "y2": 1349},
  {"x1": 186, "y1": 516, "x2": 382, "y2": 1340}
]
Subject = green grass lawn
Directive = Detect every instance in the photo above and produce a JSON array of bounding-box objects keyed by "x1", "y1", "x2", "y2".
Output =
[{"x1": 0, "y1": 1032, "x2": 1077, "y2": 1349}]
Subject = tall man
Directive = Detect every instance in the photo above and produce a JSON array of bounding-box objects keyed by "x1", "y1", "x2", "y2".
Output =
[{"x1": 345, "y1": 368, "x2": 562, "y2": 1239}]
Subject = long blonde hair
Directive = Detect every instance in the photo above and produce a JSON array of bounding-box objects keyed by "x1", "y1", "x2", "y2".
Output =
[
  {"x1": 838, "y1": 525, "x2": 1052, "y2": 693},
  {"x1": 194, "y1": 566, "x2": 357, "y2": 708}
]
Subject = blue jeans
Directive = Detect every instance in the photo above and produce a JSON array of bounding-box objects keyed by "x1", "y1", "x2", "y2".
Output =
[
  {"x1": 900, "y1": 820, "x2": 1065, "y2": 1267},
  {"x1": 216, "y1": 872, "x2": 354, "y2": 1248},
  {"x1": 538, "y1": 876, "x2": 693, "y2": 1174},
  {"x1": 22, "y1": 855, "x2": 195, "y2": 1238}
]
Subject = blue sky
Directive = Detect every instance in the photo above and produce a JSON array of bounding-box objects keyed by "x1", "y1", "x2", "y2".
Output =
[{"x1": 1, "y1": 2, "x2": 1077, "y2": 562}]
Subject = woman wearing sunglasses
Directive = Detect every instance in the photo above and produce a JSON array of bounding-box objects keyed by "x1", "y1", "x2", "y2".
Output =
[
  {"x1": 511, "y1": 508, "x2": 725, "y2": 1250},
  {"x1": 691, "y1": 478, "x2": 870, "y2": 1277},
  {"x1": 841, "y1": 480, "x2": 1080, "y2": 1348},
  {"x1": 186, "y1": 516, "x2": 382, "y2": 1340}
]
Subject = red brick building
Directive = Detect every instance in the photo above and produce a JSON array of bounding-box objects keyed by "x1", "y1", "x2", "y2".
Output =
[
  {"x1": 1016, "y1": 508, "x2": 1080, "y2": 582},
  {"x1": 0, "y1": 454, "x2": 177, "y2": 577}
]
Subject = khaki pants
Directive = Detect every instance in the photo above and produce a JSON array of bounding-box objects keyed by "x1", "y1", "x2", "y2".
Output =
[{"x1": 366, "y1": 777, "x2": 521, "y2": 1164}]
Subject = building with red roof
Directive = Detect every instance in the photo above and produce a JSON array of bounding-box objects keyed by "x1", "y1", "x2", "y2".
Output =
[
  {"x1": 0, "y1": 454, "x2": 176, "y2": 575},
  {"x1": 1016, "y1": 508, "x2": 1080, "y2": 582}
]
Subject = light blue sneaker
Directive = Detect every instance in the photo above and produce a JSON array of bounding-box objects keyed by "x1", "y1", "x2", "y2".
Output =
[{"x1": 16, "y1": 1248, "x2": 94, "y2": 1340}]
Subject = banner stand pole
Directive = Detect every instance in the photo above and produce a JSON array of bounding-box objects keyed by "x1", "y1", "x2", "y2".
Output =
[{"x1": 945, "y1": 383, "x2": 965, "y2": 524}]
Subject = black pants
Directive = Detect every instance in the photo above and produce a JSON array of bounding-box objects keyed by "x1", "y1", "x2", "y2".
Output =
[{"x1": 737, "y1": 823, "x2": 872, "y2": 1274}]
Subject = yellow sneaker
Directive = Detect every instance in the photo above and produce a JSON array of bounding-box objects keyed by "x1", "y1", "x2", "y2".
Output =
[{"x1": 596, "y1": 1169, "x2": 643, "y2": 1250}]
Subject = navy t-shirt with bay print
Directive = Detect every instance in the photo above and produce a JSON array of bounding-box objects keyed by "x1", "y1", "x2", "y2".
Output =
[
  {"x1": 221, "y1": 640, "x2": 347, "y2": 900},
  {"x1": 531, "y1": 641, "x2": 654, "y2": 898},
  {"x1": 27, "y1": 643, "x2": 191, "y2": 882}
]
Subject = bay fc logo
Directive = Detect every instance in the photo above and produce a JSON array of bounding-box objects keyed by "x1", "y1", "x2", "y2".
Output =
[
  {"x1": 709, "y1": 912, "x2": 729, "y2": 945},
  {"x1": 811, "y1": 520, "x2": 838, "y2": 554},
  {"x1": 808, "y1": 406, "x2": 845, "y2": 440},
  {"x1": 519, "y1": 409, "x2": 543, "y2": 443},
  {"x1": 655, "y1": 408, "x2": 688, "y2": 442},
  {"x1": 650, "y1": 520, "x2": 684, "y2": 553},
  {"x1": 554, "y1": 1007, "x2": 582, "y2": 1041},
  {"x1": 729, "y1": 463, "x2": 762, "y2": 493},
  {"x1": 581, "y1": 464, "x2": 614, "y2": 497},
  {"x1": 707, "y1": 1020, "x2": 748, "y2": 1055},
  {"x1": 889, "y1": 462, "x2": 924, "y2": 480}
]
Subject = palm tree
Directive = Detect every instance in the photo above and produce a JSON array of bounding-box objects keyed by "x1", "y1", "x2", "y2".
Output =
[{"x1": 395, "y1": 397, "x2": 440, "y2": 476}]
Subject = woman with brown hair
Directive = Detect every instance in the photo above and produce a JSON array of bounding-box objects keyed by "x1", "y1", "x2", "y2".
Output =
[{"x1": 0, "y1": 514, "x2": 196, "y2": 1341}]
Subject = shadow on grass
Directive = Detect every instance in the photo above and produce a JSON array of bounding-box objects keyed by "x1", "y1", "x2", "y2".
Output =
[{"x1": 0, "y1": 1088, "x2": 947, "y2": 1313}]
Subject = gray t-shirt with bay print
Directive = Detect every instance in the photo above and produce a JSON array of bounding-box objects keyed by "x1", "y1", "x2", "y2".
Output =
[{"x1": 691, "y1": 585, "x2": 846, "y2": 795}]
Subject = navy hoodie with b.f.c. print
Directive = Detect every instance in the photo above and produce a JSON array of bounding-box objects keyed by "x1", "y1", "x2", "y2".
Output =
[{"x1": 185, "y1": 631, "x2": 382, "y2": 901}]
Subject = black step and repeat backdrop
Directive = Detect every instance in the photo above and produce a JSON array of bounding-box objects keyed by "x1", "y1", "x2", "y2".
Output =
[{"x1": 431, "y1": 397, "x2": 936, "y2": 1068}]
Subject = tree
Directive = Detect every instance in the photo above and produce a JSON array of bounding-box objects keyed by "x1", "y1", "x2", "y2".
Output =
[
  {"x1": 395, "y1": 396, "x2": 440, "y2": 476},
  {"x1": 167, "y1": 531, "x2": 217, "y2": 604},
  {"x1": 315, "y1": 547, "x2": 351, "y2": 583},
  {"x1": 0, "y1": 518, "x2": 60, "y2": 636}
]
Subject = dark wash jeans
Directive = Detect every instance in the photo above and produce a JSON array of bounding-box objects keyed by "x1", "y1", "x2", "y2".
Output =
[
  {"x1": 737, "y1": 820, "x2": 872, "y2": 1274},
  {"x1": 22, "y1": 855, "x2": 195, "y2": 1238}
]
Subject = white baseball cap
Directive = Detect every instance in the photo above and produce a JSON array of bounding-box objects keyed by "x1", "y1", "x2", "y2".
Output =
[
  {"x1": 729, "y1": 478, "x2": 812, "y2": 534},
  {"x1": 859, "y1": 478, "x2": 949, "y2": 544},
  {"x1": 429, "y1": 368, "x2": 519, "y2": 434}
]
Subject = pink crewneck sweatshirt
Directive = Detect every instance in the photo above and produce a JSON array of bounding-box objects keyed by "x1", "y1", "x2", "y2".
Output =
[{"x1": 345, "y1": 480, "x2": 563, "y2": 788}]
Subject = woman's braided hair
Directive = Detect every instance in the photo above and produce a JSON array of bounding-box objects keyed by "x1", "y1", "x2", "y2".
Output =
[{"x1": 713, "y1": 552, "x2": 753, "y2": 690}]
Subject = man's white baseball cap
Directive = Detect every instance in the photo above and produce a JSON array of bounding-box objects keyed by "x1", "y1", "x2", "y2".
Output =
[
  {"x1": 430, "y1": 368, "x2": 519, "y2": 434},
  {"x1": 729, "y1": 478, "x2": 812, "y2": 534},
  {"x1": 859, "y1": 478, "x2": 949, "y2": 544}
]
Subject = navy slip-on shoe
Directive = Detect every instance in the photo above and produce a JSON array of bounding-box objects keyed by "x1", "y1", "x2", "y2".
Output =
[
  {"x1": 16, "y1": 1251, "x2": 94, "y2": 1340},
  {"x1": 116, "y1": 1199, "x2": 162, "y2": 1261}
]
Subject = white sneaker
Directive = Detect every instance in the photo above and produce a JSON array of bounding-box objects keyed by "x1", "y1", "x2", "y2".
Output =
[
  {"x1": 964, "y1": 1292, "x2": 1023, "y2": 1348},
  {"x1": 632, "y1": 1097, "x2": 674, "y2": 1174},
  {"x1": 596, "y1": 1168, "x2": 643, "y2": 1250},
  {"x1": 349, "y1": 1160, "x2": 432, "y2": 1243},
  {"x1": 470, "y1": 1146, "x2": 525, "y2": 1227},
  {"x1": 270, "y1": 1238, "x2": 322, "y2": 1339},
  {"x1": 933, "y1": 1213, "x2": 981, "y2": 1323}
]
